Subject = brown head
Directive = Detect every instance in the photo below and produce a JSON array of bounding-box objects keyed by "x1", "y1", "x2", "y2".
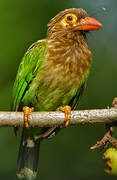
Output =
[{"x1": 47, "y1": 8, "x2": 102, "y2": 40}]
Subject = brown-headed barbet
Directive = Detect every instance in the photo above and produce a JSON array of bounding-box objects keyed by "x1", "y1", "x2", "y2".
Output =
[{"x1": 11, "y1": 8, "x2": 102, "y2": 180}]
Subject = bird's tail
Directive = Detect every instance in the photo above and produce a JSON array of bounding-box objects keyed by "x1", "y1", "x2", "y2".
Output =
[{"x1": 17, "y1": 128, "x2": 40, "y2": 180}]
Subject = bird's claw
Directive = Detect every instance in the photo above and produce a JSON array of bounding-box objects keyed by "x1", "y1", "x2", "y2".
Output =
[
  {"x1": 59, "y1": 105, "x2": 71, "y2": 127},
  {"x1": 112, "y1": 97, "x2": 117, "y2": 108},
  {"x1": 23, "y1": 106, "x2": 34, "y2": 128}
]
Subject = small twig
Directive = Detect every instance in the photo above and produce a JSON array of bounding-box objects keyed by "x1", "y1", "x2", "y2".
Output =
[
  {"x1": 90, "y1": 127, "x2": 113, "y2": 150},
  {"x1": 91, "y1": 97, "x2": 117, "y2": 150},
  {"x1": 0, "y1": 108, "x2": 117, "y2": 127}
]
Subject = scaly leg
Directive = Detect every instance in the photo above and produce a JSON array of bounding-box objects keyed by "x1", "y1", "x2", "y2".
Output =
[
  {"x1": 59, "y1": 105, "x2": 71, "y2": 127},
  {"x1": 23, "y1": 106, "x2": 34, "y2": 127}
]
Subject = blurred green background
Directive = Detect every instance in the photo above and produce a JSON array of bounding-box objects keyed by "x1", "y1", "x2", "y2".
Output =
[{"x1": 0, "y1": 0, "x2": 117, "y2": 179}]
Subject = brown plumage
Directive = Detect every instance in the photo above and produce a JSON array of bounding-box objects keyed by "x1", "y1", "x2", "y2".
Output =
[{"x1": 37, "y1": 8, "x2": 95, "y2": 110}]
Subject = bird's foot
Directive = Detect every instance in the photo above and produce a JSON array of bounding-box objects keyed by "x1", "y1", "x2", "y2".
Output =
[
  {"x1": 23, "y1": 106, "x2": 34, "y2": 128},
  {"x1": 59, "y1": 105, "x2": 71, "y2": 127},
  {"x1": 112, "y1": 97, "x2": 117, "y2": 108}
]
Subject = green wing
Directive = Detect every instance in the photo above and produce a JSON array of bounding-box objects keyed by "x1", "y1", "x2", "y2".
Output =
[
  {"x1": 11, "y1": 39, "x2": 47, "y2": 111},
  {"x1": 69, "y1": 83, "x2": 85, "y2": 110}
]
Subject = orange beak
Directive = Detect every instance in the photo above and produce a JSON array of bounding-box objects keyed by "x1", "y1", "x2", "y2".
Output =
[{"x1": 73, "y1": 17, "x2": 102, "y2": 31}]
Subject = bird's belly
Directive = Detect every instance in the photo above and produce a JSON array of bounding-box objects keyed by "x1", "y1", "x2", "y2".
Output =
[
  {"x1": 23, "y1": 60, "x2": 89, "y2": 111},
  {"x1": 35, "y1": 88, "x2": 75, "y2": 111},
  {"x1": 34, "y1": 76, "x2": 80, "y2": 111}
]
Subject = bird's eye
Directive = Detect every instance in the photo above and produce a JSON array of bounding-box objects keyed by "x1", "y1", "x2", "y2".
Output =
[
  {"x1": 61, "y1": 13, "x2": 77, "y2": 28},
  {"x1": 66, "y1": 14, "x2": 77, "y2": 24},
  {"x1": 67, "y1": 16, "x2": 73, "y2": 21}
]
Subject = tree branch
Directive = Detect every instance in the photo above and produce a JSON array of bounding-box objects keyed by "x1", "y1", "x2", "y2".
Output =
[{"x1": 0, "y1": 108, "x2": 117, "y2": 127}]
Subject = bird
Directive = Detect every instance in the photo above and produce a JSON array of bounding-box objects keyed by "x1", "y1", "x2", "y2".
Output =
[{"x1": 11, "y1": 8, "x2": 102, "y2": 180}]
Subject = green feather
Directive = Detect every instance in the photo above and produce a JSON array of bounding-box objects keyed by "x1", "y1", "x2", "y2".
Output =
[
  {"x1": 11, "y1": 8, "x2": 95, "y2": 180},
  {"x1": 11, "y1": 39, "x2": 47, "y2": 110}
]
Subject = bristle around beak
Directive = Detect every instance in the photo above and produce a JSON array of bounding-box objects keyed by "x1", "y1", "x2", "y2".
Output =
[{"x1": 73, "y1": 17, "x2": 102, "y2": 31}]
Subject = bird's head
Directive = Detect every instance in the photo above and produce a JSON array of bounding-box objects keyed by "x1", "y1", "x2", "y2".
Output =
[{"x1": 47, "y1": 8, "x2": 102, "y2": 39}]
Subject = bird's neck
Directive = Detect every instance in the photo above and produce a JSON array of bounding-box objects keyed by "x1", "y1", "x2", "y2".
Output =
[{"x1": 47, "y1": 31, "x2": 92, "y2": 75}]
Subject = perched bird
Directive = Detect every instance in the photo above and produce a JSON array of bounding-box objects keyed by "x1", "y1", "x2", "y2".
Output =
[{"x1": 11, "y1": 8, "x2": 102, "y2": 180}]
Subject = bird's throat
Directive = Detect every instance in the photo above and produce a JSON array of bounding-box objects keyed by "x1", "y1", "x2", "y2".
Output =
[{"x1": 47, "y1": 32, "x2": 92, "y2": 82}]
